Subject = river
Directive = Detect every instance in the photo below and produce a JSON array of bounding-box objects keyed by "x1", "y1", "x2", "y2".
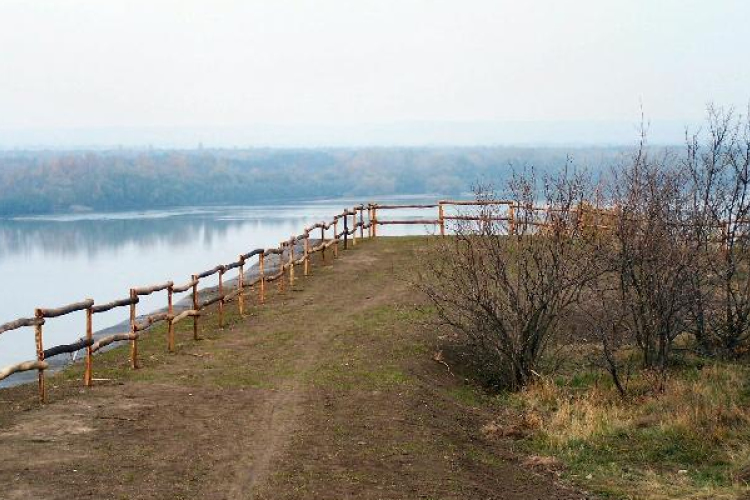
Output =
[{"x1": 0, "y1": 196, "x2": 444, "y2": 376}]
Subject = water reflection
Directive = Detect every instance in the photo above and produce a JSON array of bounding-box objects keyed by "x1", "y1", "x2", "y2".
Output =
[
  {"x1": 0, "y1": 197, "x2": 440, "y2": 374},
  {"x1": 0, "y1": 208, "x2": 308, "y2": 260}
]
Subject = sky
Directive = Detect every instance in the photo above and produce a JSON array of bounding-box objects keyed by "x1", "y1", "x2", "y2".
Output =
[{"x1": 0, "y1": 0, "x2": 748, "y2": 147}]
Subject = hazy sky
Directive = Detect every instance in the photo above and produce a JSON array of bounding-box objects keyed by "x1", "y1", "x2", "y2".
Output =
[{"x1": 1, "y1": 0, "x2": 748, "y2": 146}]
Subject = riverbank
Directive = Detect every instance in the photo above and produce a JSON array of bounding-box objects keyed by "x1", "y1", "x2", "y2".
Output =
[
  {"x1": 0, "y1": 242, "x2": 301, "y2": 389},
  {"x1": 0, "y1": 237, "x2": 587, "y2": 500},
  {"x1": 0, "y1": 198, "x2": 439, "y2": 371}
]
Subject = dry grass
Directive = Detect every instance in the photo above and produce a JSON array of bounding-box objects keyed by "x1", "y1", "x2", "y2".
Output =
[{"x1": 507, "y1": 362, "x2": 750, "y2": 499}]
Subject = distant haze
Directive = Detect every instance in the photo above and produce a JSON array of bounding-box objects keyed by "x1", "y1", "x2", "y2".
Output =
[
  {"x1": 0, "y1": 121, "x2": 702, "y2": 149},
  {"x1": 1, "y1": 1, "x2": 748, "y2": 148}
]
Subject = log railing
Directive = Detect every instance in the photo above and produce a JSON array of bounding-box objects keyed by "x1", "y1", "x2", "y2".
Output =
[
  {"x1": 370, "y1": 199, "x2": 745, "y2": 238},
  {"x1": 1, "y1": 199, "x2": 742, "y2": 403},
  {"x1": 0, "y1": 204, "x2": 373, "y2": 402}
]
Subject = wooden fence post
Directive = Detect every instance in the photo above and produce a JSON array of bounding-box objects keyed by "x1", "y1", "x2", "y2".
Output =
[
  {"x1": 509, "y1": 204, "x2": 516, "y2": 236},
  {"x1": 343, "y1": 214, "x2": 349, "y2": 250},
  {"x1": 259, "y1": 253, "x2": 266, "y2": 304},
  {"x1": 321, "y1": 226, "x2": 327, "y2": 263},
  {"x1": 34, "y1": 308, "x2": 45, "y2": 403},
  {"x1": 218, "y1": 266, "x2": 225, "y2": 328},
  {"x1": 373, "y1": 206, "x2": 378, "y2": 237},
  {"x1": 84, "y1": 303, "x2": 93, "y2": 387},
  {"x1": 367, "y1": 205, "x2": 372, "y2": 238},
  {"x1": 439, "y1": 202, "x2": 445, "y2": 236},
  {"x1": 333, "y1": 219, "x2": 339, "y2": 258},
  {"x1": 167, "y1": 284, "x2": 175, "y2": 352},
  {"x1": 129, "y1": 289, "x2": 138, "y2": 369},
  {"x1": 191, "y1": 274, "x2": 200, "y2": 340},
  {"x1": 359, "y1": 206, "x2": 364, "y2": 239},
  {"x1": 289, "y1": 237, "x2": 295, "y2": 287},
  {"x1": 278, "y1": 244, "x2": 285, "y2": 294},
  {"x1": 304, "y1": 233, "x2": 310, "y2": 276},
  {"x1": 238, "y1": 255, "x2": 245, "y2": 316},
  {"x1": 351, "y1": 208, "x2": 357, "y2": 246}
]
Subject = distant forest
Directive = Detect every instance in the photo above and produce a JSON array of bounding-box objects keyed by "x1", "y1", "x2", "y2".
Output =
[{"x1": 0, "y1": 147, "x2": 632, "y2": 216}]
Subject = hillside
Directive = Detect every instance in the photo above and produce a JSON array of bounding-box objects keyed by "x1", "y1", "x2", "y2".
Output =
[{"x1": 0, "y1": 237, "x2": 585, "y2": 500}]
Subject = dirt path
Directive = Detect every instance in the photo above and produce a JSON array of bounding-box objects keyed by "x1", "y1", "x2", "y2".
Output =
[{"x1": 0, "y1": 237, "x2": 590, "y2": 499}]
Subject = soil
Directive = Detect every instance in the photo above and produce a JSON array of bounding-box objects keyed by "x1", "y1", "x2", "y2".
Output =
[{"x1": 0, "y1": 237, "x2": 592, "y2": 499}]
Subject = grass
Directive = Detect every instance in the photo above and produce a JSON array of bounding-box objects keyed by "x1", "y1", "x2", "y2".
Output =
[
  {"x1": 414, "y1": 235, "x2": 750, "y2": 498},
  {"x1": 12, "y1": 235, "x2": 749, "y2": 499},
  {"x1": 307, "y1": 361, "x2": 411, "y2": 391},
  {"x1": 506, "y1": 362, "x2": 750, "y2": 499},
  {"x1": 302, "y1": 304, "x2": 433, "y2": 391},
  {"x1": 446, "y1": 384, "x2": 487, "y2": 407}
]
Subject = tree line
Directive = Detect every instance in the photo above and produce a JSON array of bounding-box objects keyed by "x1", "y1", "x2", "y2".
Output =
[{"x1": 0, "y1": 146, "x2": 627, "y2": 216}]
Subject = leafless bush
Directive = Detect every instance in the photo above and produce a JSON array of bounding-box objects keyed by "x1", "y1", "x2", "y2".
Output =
[
  {"x1": 608, "y1": 136, "x2": 696, "y2": 379},
  {"x1": 568, "y1": 133, "x2": 697, "y2": 394},
  {"x1": 418, "y1": 108, "x2": 750, "y2": 395},
  {"x1": 418, "y1": 168, "x2": 601, "y2": 390},
  {"x1": 685, "y1": 106, "x2": 750, "y2": 356}
]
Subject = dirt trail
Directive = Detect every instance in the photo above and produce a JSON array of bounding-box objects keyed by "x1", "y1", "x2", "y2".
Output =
[
  {"x1": 225, "y1": 386, "x2": 305, "y2": 500},
  {"x1": 0, "y1": 237, "x2": 590, "y2": 500},
  {"x1": 223, "y1": 309, "x2": 324, "y2": 500}
]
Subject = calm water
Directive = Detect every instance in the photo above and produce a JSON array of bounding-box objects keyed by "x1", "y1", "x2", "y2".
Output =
[{"x1": 0, "y1": 196, "x2": 443, "y2": 372}]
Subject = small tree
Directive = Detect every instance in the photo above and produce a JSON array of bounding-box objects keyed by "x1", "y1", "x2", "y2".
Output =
[
  {"x1": 419, "y1": 167, "x2": 601, "y2": 390},
  {"x1": 580, "y1": 282, "x2": 635, "y2": 397},
  {"x1": 685, "y1": 106, "x2": 750, "y2": 356},
  {"x1": 607, "y1": 135, "x2": 695, "y2": 381}
]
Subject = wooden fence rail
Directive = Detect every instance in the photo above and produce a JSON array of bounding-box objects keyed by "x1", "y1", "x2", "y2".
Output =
[
  {"x1": 0, "y1": 204, "x2": 376, "y2": 401},
  {"x1": 1, "y1": 199, "x2": 745, "y2": 403}
]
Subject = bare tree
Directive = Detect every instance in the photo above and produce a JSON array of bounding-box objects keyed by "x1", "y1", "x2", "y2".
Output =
[
  {"x1": 418, "y1": 167, "x2": 601, "y2": 390},
  {"x1": 580, "y1": 283, "x2": 635, "y2": 397},
  {"x1": 418, "y1": 109, "x2": 750, "y2": 395},
  {"x1": 606, "y1": 134, "x2": 695, "y2": 382},
  {"x1": 685, "y1": 106, "x2": 750, "y2": 356}
]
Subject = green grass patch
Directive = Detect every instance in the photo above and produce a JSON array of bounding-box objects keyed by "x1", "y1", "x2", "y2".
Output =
[
  {"x1": 446, "y1": 384, "x2": 486, "y2": 407},
  {"x1": 307, "y1": 360, "x2": 411, "y2": 391},
  {"x1": 507, "y1": 363, "x2": 750, "y2": 499}
]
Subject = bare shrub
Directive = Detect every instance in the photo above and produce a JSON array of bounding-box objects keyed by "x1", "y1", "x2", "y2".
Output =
[
  {"x1": 685, "y1": 106, "x2": 750, "y2": 356},
  {"x1": 593, "y1": 135, "x2": 697, "y2": 389},
  {"x1": 578, "y1": 282, "x2": 636, "y2": 397},
  {"x1": 418, "y1": 108, "x2": 750, "y2": 395},
  {"x1": 418, "y1": 168, "x2": 601, "y2": 390}
]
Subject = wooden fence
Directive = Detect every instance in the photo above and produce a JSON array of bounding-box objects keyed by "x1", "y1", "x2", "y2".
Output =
[
  {"x1": 0, "y1": 199, "x2": 740, "y2": 402},
  {"x1": 370, "y1": 199, "x2": 598, "y2": 236},
  {"x1": 0, "y1": 204, "x2": 373, "y2": 402},
  {"x1": 371, "y1": 199, "x2": 745, "y2": 240}
]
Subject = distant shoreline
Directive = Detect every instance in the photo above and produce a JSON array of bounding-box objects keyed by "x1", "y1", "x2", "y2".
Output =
[
  {"x1": 0, "y1": 193, "x2": 448, "y2": 220},
  {"x1": 0, "y1": 147, "x2": 632, "y2": 217}
]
